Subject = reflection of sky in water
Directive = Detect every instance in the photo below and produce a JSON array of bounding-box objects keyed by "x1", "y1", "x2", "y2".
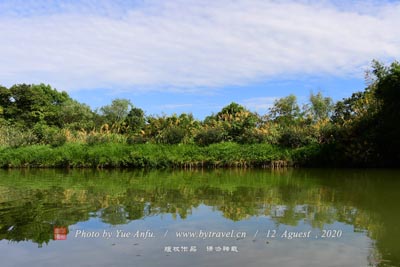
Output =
[{"x1": 0, "y1": 205, "x2": 372, "y2": 267}]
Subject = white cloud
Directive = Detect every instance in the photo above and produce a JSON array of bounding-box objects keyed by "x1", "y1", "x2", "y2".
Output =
[
  {"x1": 241, "y1": 97, "x2": 278, "y2": 112},
  {"x1": 159, "y1": 103, "x2": 193, "y2": 110},
  {"x1": 0, "y1": 0, "x2": 399, "y2": 92}
]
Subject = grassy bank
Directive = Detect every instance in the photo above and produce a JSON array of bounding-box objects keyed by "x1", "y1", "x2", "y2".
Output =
[{"x1": 0, "y1": 142, "x2": 298, "y2": 168}]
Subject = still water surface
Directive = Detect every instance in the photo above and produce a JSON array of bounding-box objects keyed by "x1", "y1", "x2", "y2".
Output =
[{"x1": 0, "y1": 169, "x2": 399, "y2": 267}]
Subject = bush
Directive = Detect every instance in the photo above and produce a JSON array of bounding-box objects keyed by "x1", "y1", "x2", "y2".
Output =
[
  {"x1": 127, "y1": 134, "x2": 148, "y2": 144},
  {"x1": 157, "y1": 127, "x2": 186, "y2": 144},
  {"x1": 0, "y1": 125, "x2": 38, "y2": 148},
  {"x1": 32, "y1": 123, "x2": 67, "y2": 146},
  {"x1": 86, "y1": 133, "x2": 106, "y2": 145},
  {"x1": 278, "y1": 126, "x2": 317, "y2": 148},
  {"x1": 291, "y1": 144, "x2": 321, "y2": 166},
  {"x1": 86, "y1": 133, "x2": 127, "y2": 145},
  {"x1": 237, "y1": 128, "x2": 266, "y2": 144},
  {"x1": 50, "y1": 131, "x2": 67, "y2": 147},
  {"x1": 194, "y1": 126, "x2": 226, "y2": 146}
]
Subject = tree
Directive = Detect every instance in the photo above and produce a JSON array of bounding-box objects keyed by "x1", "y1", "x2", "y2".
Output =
[
  {"x1": 211, "y1": 102, "x2": 258, "y2": 142},
  {"x1": 308, "y1": 92, "x2": 333, "y2": 122},
  {"x1": 0, "y1": 85, "x2": 10, "y2": 109},
  {"x1": 144, "y1": 113, "x2": 199, "y2": 144},
  {"x1": 269, "y1": 95, "x2": 301, "y2": 126},
  {"x1": 326, "y1": 61, "x2": 396, "y2": 166},
  {"x1": 99, "y1": 99, "x2": 133, "y2": 131},
  {"x1": 59, "y1": 100, "x2": 95, "y2": 131},
  {"x1": 125, "y1": 107, "x2": 145, "y2": 133},
  {"x1": 1, "y1": 83, "x2": 71, "y2": 127},
  {"x1": 331, "y1": 90, "x2": 378, "y2": 126},
  {"x1": 373, "y1": 61, "x2": 400, "y2": 165}
]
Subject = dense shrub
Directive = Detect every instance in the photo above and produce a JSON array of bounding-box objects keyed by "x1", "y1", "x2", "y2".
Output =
[
  {"x1": 278, "y1": 126, "x2": 317, "y2": 148},
  {"x1": 0, "y1": 125, "x2": 38, "y2": 148},
  {"x1": 194, "y1": 126, "x2": 226, "y2": 146},
  {"x1": 86, "y1": 133, "x2": 127, "y2": 145},
  {"x1": 157, "y1": 126, "x2": 186, "y2": 144},
  {"x1": 127, "y1": 134, "x2": 148, "y2": 144}
]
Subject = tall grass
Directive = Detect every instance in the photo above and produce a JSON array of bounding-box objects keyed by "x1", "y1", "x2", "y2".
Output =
[{"x1": 0, "y1": 142, "x2": 293, "y2": 169}]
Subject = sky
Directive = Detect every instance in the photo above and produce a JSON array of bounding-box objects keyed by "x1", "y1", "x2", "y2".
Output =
[{"x1": 0, "y1": 0, "x2": 399, "y2": 119}]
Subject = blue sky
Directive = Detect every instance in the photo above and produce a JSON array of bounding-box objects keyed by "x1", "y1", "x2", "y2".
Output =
[{"x1": 1, "y1": 0, "x2": 399, "y2": 119}]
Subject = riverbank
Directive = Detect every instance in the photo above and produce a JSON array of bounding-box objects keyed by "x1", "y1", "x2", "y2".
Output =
[{"x1": 0, "y1": 142, "x2": 309, "y2": 169}]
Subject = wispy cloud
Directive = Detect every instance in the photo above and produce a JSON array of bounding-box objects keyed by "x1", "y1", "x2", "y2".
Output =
[
  {"x1": 0, "y1": 0, "x2": 399, "y2": 92},
  {"x1": 159, "y1": 103, "x2": 193, "y2": 110},
  {"x1": 241, "y1": 97, "x2": 278, "y2": 112}
]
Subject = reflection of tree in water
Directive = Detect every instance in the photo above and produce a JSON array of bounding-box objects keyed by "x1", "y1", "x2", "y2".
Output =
[
  {"x1": 0, "y1": 169, "x2": 399, "y2": 266},
  {"x1": 101, "y1": 205, "x2": 129, "y2": 225},
  {"x1": 0, "y1": 186, "x2": 91, "y2": 247}
]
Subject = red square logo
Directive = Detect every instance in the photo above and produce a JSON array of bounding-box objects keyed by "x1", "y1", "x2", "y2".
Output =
[{"x1": 54, "y1": 227, "x2": 68, "y2": 240}]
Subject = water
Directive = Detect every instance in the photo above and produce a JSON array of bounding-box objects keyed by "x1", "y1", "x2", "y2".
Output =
[{"x1": 0, "y1": 169, "x2": 399, "y2": 267}]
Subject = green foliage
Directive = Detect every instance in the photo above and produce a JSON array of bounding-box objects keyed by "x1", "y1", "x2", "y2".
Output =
[
  {"x1": 291, "y1": 144, "x2": 322, "y2": 166},
  {"x1": 0, "y1": 124, "x2": 38, "y2": 148},
  {"x1": 278, "y1": 126, "x2": 317, "y2": 148},
  {"x1": 157, "y1": 126, "x2": 186, "y2": 144},
  {"x1": 194, "y1": 126, "x2": 226, "y2": 146},
  {"x1": 331, "y1": 90, "x2": 377, "y2": 126},
  {"x1": 373, "y1": 61, "x2": 400, "y2": 165},
  {"x1": 307, "y1": 92, "x2": 334, "y2": 122},
  {"x1": 127, "y1": 134, "x2": 148, "y2": 144},
  {"x1": 269, "y1": 94, "x2": 301, "y2": 126},
  {"x1": 33, "y1": 123, "x2": 67, "y2": 147},
  {"x1": 59, "y1": 99, "x2": 94, "y2": 131},
  {"x1": 145, "y1": 113, "x2": 199, "y2": 144},
  {"x1": 206, "y1": 102, "x2": 259, "y2": 143},
  {"x1": 1, "y1": 83, "x2": 71, "y2": 127},
  {"x1": 125, "y1": 107, "x2": 145, "y2": 133},
  {"x1": 99, "y1": 99, "x2": 132, "y2": 130},
  {"x1": 236, "y1": 128, "x2": 267, "y2": 144},
  {"x1": 326, "y1": 61, "x2": 399, "y2": 166},
  {"x1": 86, "y1": 133, "x2": 127, "y2": 146},
  {"x1": 0, "y1": 143, "x2": 290, "y2": 168},
  {"x1": 267, "y1": 95, "x2": 318, "y2": 149}
]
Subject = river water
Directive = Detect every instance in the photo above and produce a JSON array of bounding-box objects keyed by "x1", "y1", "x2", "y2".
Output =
[{"x1": 0, "y1": 169, "x2": 399, "y2": 267}]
